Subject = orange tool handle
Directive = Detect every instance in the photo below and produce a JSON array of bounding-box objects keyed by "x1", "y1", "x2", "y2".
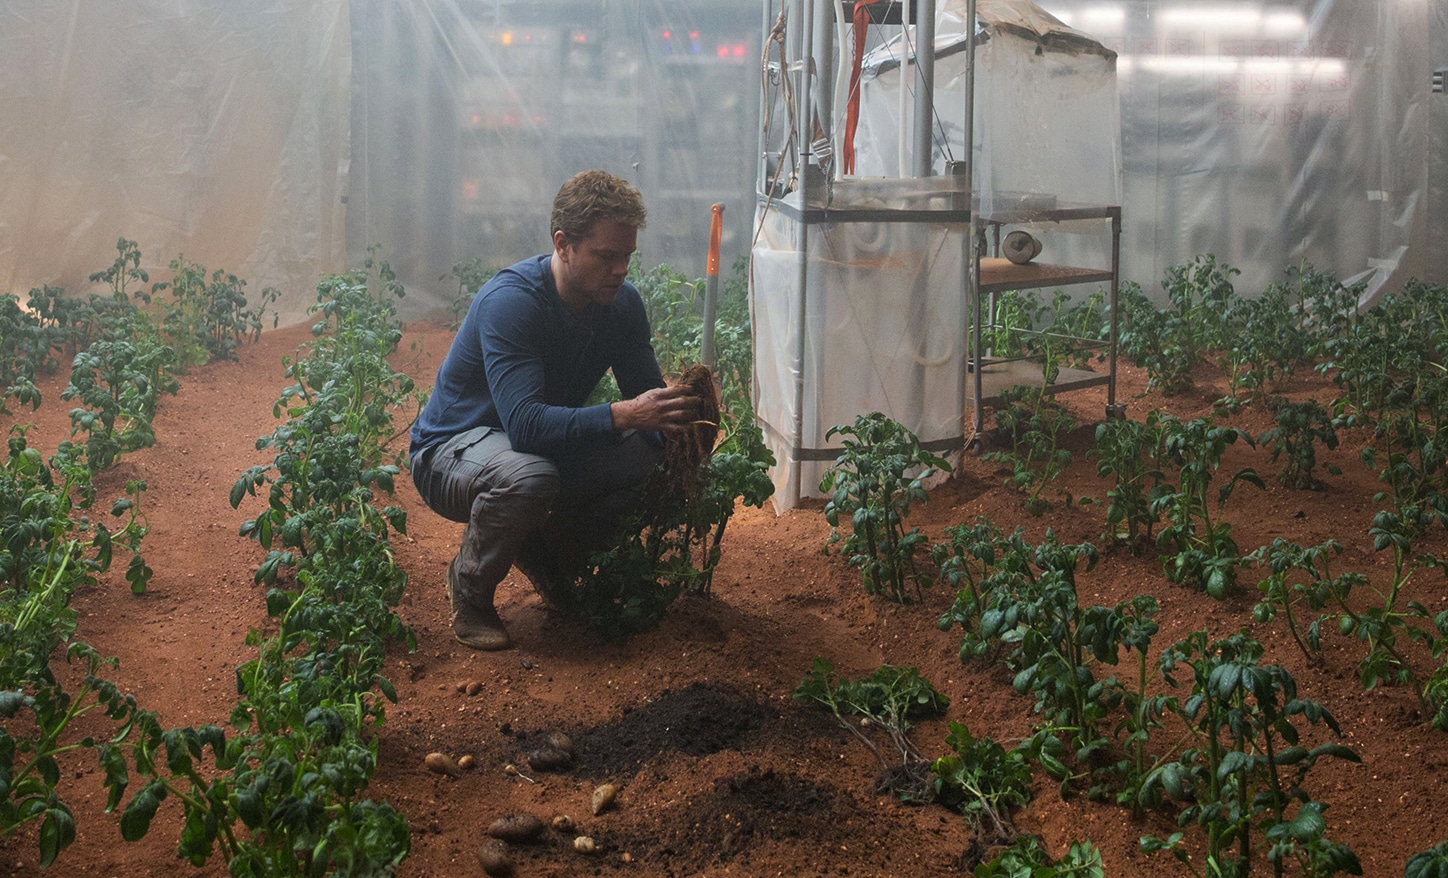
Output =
[{"x1": 707, "y1": 203, "x2": 725, "y2": 276}]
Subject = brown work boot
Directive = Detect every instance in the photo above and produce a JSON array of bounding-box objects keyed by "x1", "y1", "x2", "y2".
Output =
[{"x1": 447, "y1": 557, "x2": 512, "y2": 650}]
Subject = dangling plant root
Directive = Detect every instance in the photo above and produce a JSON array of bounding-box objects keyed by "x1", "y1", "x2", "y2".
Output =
[{"x1": 660, "y1": 363, "x2": 720, "y2": 508}]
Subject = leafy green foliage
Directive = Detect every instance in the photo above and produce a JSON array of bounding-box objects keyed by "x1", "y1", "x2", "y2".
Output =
[
  {"x1": 1139, "y1": 631, "x2": 1360, "y2": 878},
  {"x1": 986, "y1": 288, "x2": 1107, "y2": 381},
  {"x1": 126, "y1": 253, "x2": 417, "y2": 875},
  {"x1": 932, "y1": 722, "x2": 1033, "y2": 843},
  {"x1": 1259, "y1": 398, "x2": 1340, "y2": 490},
  {"x1": 1250, "y1": 539, "x2": 1363, "y2": 661},
  {"x1": 1360, "y1": 370, "x2": 1448, "y2": 511},
  {"x1": 1119, "y1": 255, "x2": 1239, "y2": 395},
  {"x1": 936, "y1": 525, "x2": 1159, "y2": 777},
  {"x1": 442, "y1": 257, "x2": 497, "y2": 330},
  {"x1": 61, "y1": 339, "x2": 179, "y2": 473},
  {"x1": 1091, "y1": 414, "x2": 1166, "y2": 551},
  {"x1": 1150, "y1": 413, "x2": 1264, "y2": 598},
  {"x1": 0, "y1": 295, "x2": 52, "y2": 415},
  {"x1": 1217, "y1": 276, "x2": 1314, "y2": 409},
  {"x1": 794, "y1": 659, "x2": 947, "y2": 801},
  {"x1": 986, "y1": 385, "x2": 1076, "y2": 515},
  {"x1": 231, "y1": 261, "x2": 417, "y2": 584},
  {"x1": 151, "y1": 255, "x2": 276, "y2": 367},
  {"x1": 973, "y1": 836, "x2": 1104, "y2": 878},
  {"x1": 0, "y1": 427, "x2": 152, "y2": 867},
  {"x1": 1407, "y1": 840, "x2": 1448, "y2": 878},
  {"x1": 563, "y1": 419, "x2": 775, "y2": 640},
  {"x1": 821, "y1": 413, "x2": 951, "y2": 602}
]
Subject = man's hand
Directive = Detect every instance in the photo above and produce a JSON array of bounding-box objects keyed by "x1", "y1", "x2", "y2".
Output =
[{"x1": 610, "y1": 384, "x2": 701, "y2": 433}]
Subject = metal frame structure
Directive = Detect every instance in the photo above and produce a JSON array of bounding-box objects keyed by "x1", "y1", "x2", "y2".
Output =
[{"x1": 754, "y1": 0, "x2": 1121, "y2": 507}]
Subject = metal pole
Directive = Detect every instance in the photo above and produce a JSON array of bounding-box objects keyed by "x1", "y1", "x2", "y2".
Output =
[
  {"x1": 1107, "y1": 211, "x2": 1125, "y2": 418},
  {"x1": 913, "y1": 0, "x2": 937, "y2": 177},
  {"x1": 964, "y1": 0, "x2": 982, "y2": 435},
  {"x1": 790, "y1": 0, "x2": 816, "y2": 507}
]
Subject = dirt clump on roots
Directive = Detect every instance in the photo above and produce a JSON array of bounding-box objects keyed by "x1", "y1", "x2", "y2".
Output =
[{"x1": 659, "y1": 363, "x2": 720, "y2": 507}]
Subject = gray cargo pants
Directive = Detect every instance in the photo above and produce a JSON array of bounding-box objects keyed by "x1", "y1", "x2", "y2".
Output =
[{"x1": 409, "y1": 425, "x2": 662, "y2": 610}]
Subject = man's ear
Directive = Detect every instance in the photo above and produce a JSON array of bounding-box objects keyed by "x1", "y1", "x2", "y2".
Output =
[{"x1": 552, "y1": 229, "x2": 572, "y2": 259}]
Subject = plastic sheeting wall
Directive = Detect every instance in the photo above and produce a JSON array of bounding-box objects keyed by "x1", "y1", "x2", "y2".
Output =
[
  {"x1": 0, "y1": 2, "x2": 351, "y2": 326},
  {"x1": 1, "y1": 0, "x2": 1440, "y2": 323},
  {"x1": 1039, "y1": 0, "x2": 1441, "y2": 302},
  {"x1": 752, "y1": 207, "x2": 972, "y2": 507},
  {"x1": 347, "y1": 0, "x2": 761, "y2": 317}
]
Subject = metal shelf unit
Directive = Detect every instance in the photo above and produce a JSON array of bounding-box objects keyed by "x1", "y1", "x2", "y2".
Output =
[{"x1": 969, "y1": 203, "x2": 1123, "y2": 422}]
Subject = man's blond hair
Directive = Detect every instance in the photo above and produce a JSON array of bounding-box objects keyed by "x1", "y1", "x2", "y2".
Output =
[{"x1": 550, "y1": 170, "x2": 647, "y2": 244}]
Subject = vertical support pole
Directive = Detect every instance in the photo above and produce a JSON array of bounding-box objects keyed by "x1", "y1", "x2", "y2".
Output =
[
  {"x1": 789, "y1": 0, "x2": 816, "y2": 507},
  {"x1": 813, "y1": 0, "x2": 835, "y2": 153},
  {"x1": 964, "y1": 0, "x2": 981, "y2": 435},
  {"x1": 1106, "y1": 210, "x2": 1126, "y2": 419},
  {"x1": 758, "y1": 0, "x2": 773, "y2": 192},
  {"x1": 702, "y1": 203, "x2": 725, "y2": 371},
  {"x1": 912, "y1": 0, "x2": 937, "y2": 177}
]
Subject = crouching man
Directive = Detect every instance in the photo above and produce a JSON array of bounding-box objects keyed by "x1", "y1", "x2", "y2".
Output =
[{"x1": 409, "y1": 170, "x2": 698, "y2": 650}]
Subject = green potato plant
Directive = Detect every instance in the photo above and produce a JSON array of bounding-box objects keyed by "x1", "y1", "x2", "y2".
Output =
[
  {"x1": 973, "y1": 836, "x2": 1104, "y2": 878},
  {"x1": 1218, "y1": 279, "x2": 1312, "y2": 410},
  {"x1": 61, "y1": 337, "x2": 179, "y2": 473},
  {"x1": 821, "y1": 412, "x2": 950, "y2": 603},
  {"x1": 932, "y1": 721, "x2": 1034, "y2": 844},
  {"x1": 1121, "y1": 256, "x2": 1240, "y2": 396},
  {"x1": 1150, "y1": 413, "x2": 1264, "y2": 598},
  {"x1": 124, "y1": 259, "x2": 416, "y2": 875},
  {"x1": 1091, "y1": 413, "x2": 1167, "y2": 551},
  {"x1": 0, "y1": 428, "x2": 152, "y2": 867},
  {"x1": 1138, "y1": 631, "x2": 1360, "y2": 878},
  {"x1": 793, "y1": 659, "x2": 948, "y2": 802},
  {"x1": 151, "y1": 255, "x2": 276, "y2": 367},
  {"x1": 1259, "y1": 398, "x2": 1341, "y2": 490},
  {"x1": 986, "y1": 385, "x2": 1076, "y2": 516},
  {"x1": 1407, "y1": 841, "x2": 1448, "y2": 878}
]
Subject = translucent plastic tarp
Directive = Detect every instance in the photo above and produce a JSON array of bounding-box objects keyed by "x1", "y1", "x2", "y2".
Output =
[
  {"x1": 752, "y1": 204, "x2": 970, "y2": 507},
  {"x1": 0, "y1": 2, "x2": 350, "y2": 327},
  {"x1": 853, "y1": 0, "x2": 1125, "y2": 216},
  {"x1": 346, "y1": 0, "x2": 761, "y2": 318},
  {"x1": 1039, "y1": 0, "x2": 1439, "y2": 303}
]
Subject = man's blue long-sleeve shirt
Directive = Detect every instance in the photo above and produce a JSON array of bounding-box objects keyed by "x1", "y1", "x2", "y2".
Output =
[{"x1": 409, "y1": 255, "x2": 664, "y2": 461}]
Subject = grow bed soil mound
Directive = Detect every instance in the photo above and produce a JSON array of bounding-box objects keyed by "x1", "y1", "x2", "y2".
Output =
[{"x1": 3, "y1": 320, "x2": 1446, "y2": 877}]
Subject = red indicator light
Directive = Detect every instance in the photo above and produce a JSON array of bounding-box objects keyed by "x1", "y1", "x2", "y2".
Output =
[{"x1": 733, "y1": 43, "x2": 746, "y2": 57}]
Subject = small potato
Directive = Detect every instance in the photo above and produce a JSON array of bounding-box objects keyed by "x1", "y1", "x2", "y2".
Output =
[
  {"x1": 477, "y1": 840, "x2": 513, "y2": 877},
  {"x1": 591, "y1": 783, "x2": 617, "y2": 816},
  {"x1": 574, "y1": 835, "x2": 596, "y2": 854},
  {"x1": 457, "y1": 754, "x2": 475, "y2": 770},
  {"x1": 488, "y1": 813, "x2": 546, "y2": 844},
  {"x1": 544, "y1": 730, "x2": 574, "y2": 755},
  {"x1": 551, "y1": 814, "x2": 575, "y2": 832},
  {"x1": 465, "y1": 680, "x2": 484, "y2": 697},
  {"x1": 527, "y1": 746, "x2": 573, "y2": 772},
  {"x1": 424, "y1": 752, "x2": 459, "y2": 777}
]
